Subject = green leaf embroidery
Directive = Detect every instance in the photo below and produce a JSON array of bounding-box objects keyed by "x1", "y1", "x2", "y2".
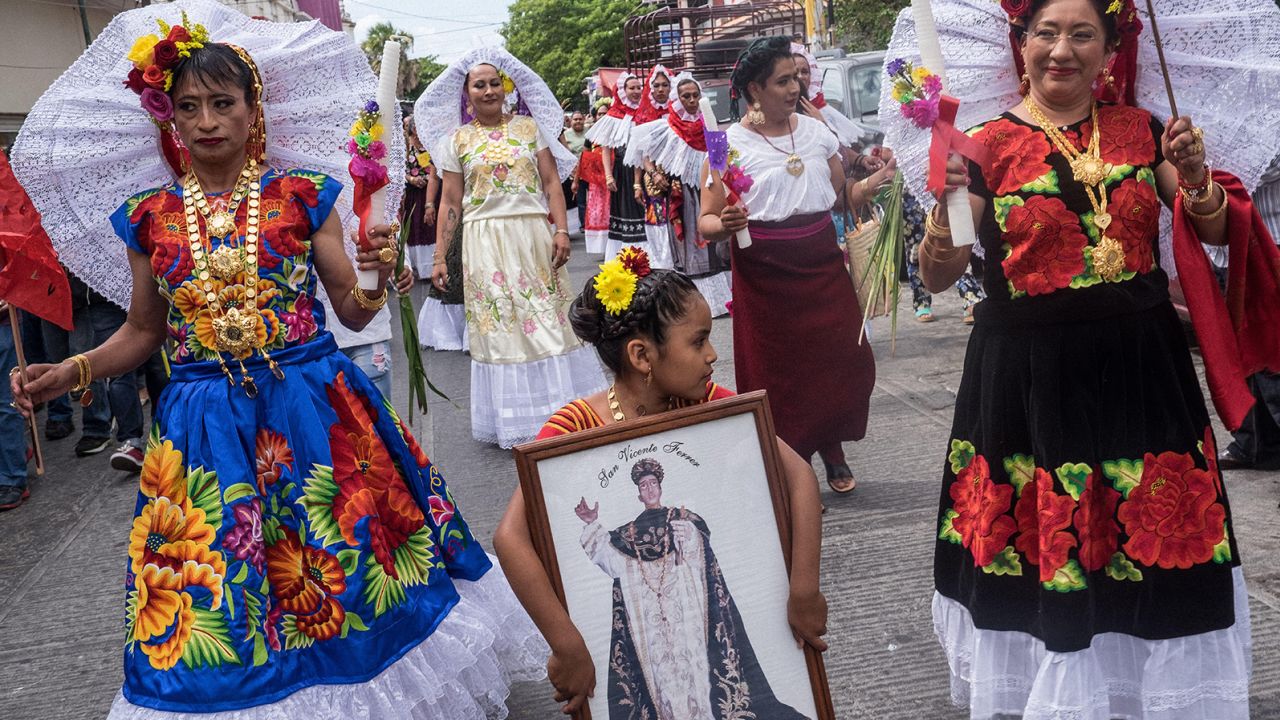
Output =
[
  {"x1": 223, "y1": 482, "x2": 257, "y2": 505},
  {"x1": 337, "y1": 548, "x2": 362, "y2": 577},
  {"x1": 1101, "y1": 458, "x2": 1143, "y2": 499},
  {"x1": 244, "y1": 590, "x2": 263, "y2": 642},
  {"x1": 181, "y1": 607, "x2": 242, "y2": 669},
  {"x1": 299, "y1": 464, "x2": 345, "y2": 547},
  {"x1": 230, "y1": 562, "x2": 249, "y2": 586},
  {"x1": 1104, "y1": 163, "x2": 1134, "y2": 185},
  {"x1": 340, "y1": 611, "x2": 370, "y2": 639},
  {"x1": 1055, "y1": 462, "x2": 1091, "y2": 501},
  {"x1": 1136, "y1": 166, "x2": 1156, "y2": 187},
  {"x1": 187, "y1": 467, "x2": 222, "y2": 529},
  {"x1": 226, "y1": 583, "x2": 237, "y2": 621},
  {"x1": 1043, "y1": 559, "x2": 1088, "y2": 592},
  {"x1": 252, "y1": 634, "x2": 269, "y2": 667},
  {"x1": 124, "y1": 188, "x2": 162, "y2": 219},
  {"x1": 992, "y1": 195, "x2": 1026, "y2": 233},
  {"x1": 949, "y1": 439, "x2": 977, "y2": 474},
  {"x1": 1003, "y1": 454, "x2": 1037, "y2": 497},
  {"x1": 262, "y1": 516, "x2": 284, "y2": 546},
  {"x1": 286, "y1": 169, "x2": 328, "y2": 191},
  {"x1": 362, "y1": 555, "x2": 408, "y2": 617},
  {"x1": 1212, "y1": 523, "x2": 1232, "y2": 563},
  {"x1": 938, "y1": 509, "x2": 962, "y2": 544},
  {"x1": 981, "y1": 546, "x2": 1023, "y2": 576},
  {"x1": 1104, "y1": 552, "x2": 1143, "y2": 582},
  {"x1": 392, "y1": 527, "x2": 437, "y2": 587},
  {"x1": 282, "y1": 614, "x2": 315, "y2": 650},
  {"x1": 1019, "y1": 169, "x2": 1060, "y2": 194},
  {"x1": 124, "y1": 589, "x2": 139, "y2": 645}
]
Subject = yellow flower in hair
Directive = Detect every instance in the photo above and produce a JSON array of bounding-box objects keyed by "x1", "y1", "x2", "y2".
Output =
[
  {"x1": 128, "y1": 34, "x2": 161, "y2": 70},
  {"x1": 500, "y1": 71, "x2": 515, "y2": 94},
  {"x1": 594, "y1": 259, "x2": 638, "y2": 315},
  {"x1": 1107, "y1": 0, "x2": 1123, "y2": 13}
]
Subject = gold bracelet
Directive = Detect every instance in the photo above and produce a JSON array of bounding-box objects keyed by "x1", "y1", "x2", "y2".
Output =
[
  {"x1": 920, "y1": 237, "x2": 961, "y2": 263},
  {"x1": 1183, "y1": 187, "x2": 1229, "y2": 221},
  {"x1": 1179, "y1": 176, "x2": 1216, "y2": 206},
  {"x1": 350, "y1": 285, "x2": 388, "y2": 311},
  {"x1": 69, "y1": 353, "x2": 92, "y2": 393},
  {"x1": 924, "y1": 211, "x2": 952, "y2": 239}
]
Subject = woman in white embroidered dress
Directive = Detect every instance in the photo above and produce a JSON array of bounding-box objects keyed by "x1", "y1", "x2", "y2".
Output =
[
  {"x1": 418, "y1": 49, "x2": 606, "y2": 447},
  {"x1": 700, "y1": 37, "x2": 879, "y2": 495}
]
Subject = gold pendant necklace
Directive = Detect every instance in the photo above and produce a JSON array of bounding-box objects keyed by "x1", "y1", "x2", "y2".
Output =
[
  {"x1": 753, "y1": 119, "x2": 805, "y2": 177},
  {"x1": 1024, "y1": 97, "x2": 1114, "y2": 233},
  {"x1": 785, "y1": 153, "x2": 804, "y2": 177},
  {"x1": 607, "y1": 383, "x2": 673, "y2": 422}
]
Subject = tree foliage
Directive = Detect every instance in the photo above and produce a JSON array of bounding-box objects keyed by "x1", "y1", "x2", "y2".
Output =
[
  {"x1": 502, "y1": 0, "x2": 639, "y2": 107},
  {"x1": 360, "y1": 21, "x2": 446, "y2": 103},
  {"x1": 832, "y1": 0, "x2": 909, "y2": 52}
]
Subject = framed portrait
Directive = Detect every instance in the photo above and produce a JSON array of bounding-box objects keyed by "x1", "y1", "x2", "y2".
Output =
[{"x1": 514, "y1": 391, "x2": 835, "y2": 720}]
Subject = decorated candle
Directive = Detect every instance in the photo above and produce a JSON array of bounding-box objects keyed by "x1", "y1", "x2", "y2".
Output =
[
  {"x1": 357, "y1": 40, "x2": 401, "y2": 290},
  {"x1": 699, "y1": 97, "x2": 752, "y2": 248}
]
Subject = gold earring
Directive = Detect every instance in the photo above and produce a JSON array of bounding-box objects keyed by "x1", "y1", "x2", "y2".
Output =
[
  {"x1": 466, "y1": 103, "x2": 475, "y2": 117},
  {"x1": 1019, "y1": 72, "x2": 1030, "y2": 96},
  {"x1": 644, "y1": 371, "x2": 653, "y2": 387},
  {"x1": 746, "y1": 101, "x2": 765, "y2": 126}
]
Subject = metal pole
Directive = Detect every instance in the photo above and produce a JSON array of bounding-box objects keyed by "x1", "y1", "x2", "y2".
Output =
[{"x1": 76, "y1": 0, "x2": 92, "y2": 47}]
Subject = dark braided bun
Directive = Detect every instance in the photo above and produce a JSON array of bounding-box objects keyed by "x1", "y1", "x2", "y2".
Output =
[
  {"x1": 631, "y1": 457, "x2": 665, "y2": 485},
  {"x1": 568, "y1": 267, "x2": 699, "y2": 376},
  {"x1": 730, "y1": 36, "x2": 794, "y2": 105}
]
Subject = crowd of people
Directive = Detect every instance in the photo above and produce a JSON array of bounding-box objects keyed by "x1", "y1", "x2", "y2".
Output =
[{"x1": 2, "y1": 0, "x2": 1277, "y2": 717}]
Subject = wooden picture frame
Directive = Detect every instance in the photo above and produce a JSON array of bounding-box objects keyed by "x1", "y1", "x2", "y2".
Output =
[{"x1": 513, "y1": 391, "x2": 835, "y2": 720}]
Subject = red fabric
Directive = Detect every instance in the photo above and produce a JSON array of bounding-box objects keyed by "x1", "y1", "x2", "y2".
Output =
[
  {"x1": 633, "y1": 67, "x2": 674, "y2": 125},
  {"x1": 605, "y1": 77, "x2": 639, "y2": 121},
  {"x1": 1172, "y1": 170, "x2": 1280, "y2": 431},
  {"x1": 927, "y1": 95, "x2": 992, "y2": 198},
  {"x1": 810, "y1": 92, "x2": 827, "y2": 110},
  {"x1": 0, "y1": 150, "x2": 72, "y2": 330},
  {"x1": 349, "y1": 165, "x2": 389, "y2": 251},
  {"x1": 666, "y1": 109, "x2": 707, "y2": 152},
  {"x1": 578, "y1": 147, "x2": 606, "y2": 186},
  {"x1": 732, "y1": 213, "x2": 875, "y2": 458}
]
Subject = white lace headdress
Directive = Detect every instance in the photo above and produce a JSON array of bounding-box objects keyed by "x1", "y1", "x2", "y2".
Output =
[
  {"x1": 9, "y1": 0, "x2": 401, "y2": 309},
  {"x1": 414, "y1": 47, "x2": 577, "y2": 181}
]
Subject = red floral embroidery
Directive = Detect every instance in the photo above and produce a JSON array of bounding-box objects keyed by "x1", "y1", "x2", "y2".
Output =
[
  {"x1": 1074, "y1": 469, "x2": 1121, "y2": 572},
  {"x1": 1105, "y1": 177, "x2": 1159, "y2": 273},
  {"x1": 398, "y1": 419, "x2": 430, "y2": 468},
  {"x1": 949, "y1": 455, "x2": 1017, "y2": 567},
  {"x1": 1080, "y1": 105, "x2": 1156, "y2": 168},
  {"x1": 264, "y1": 532, "x2": 346, "y2": 640},
  {"x1": 1013, "y1": 469, "x2": 1078, "y2": 582},
  {"x1": 1003, "y1": 195, "x2": 1089, "y2": 295},
  {"x1": 973, "y1": 119, "x2": 1054, "y2": 195},
  {"x1": 1117, "y1": 451, "x2": 1226, "y2": 569},
  {"x1": 326, "y1": 372, "x2": 425, "y2": 579},
  {"x1": 132, "y1": 193, "x2": 194, "y2": 284}
]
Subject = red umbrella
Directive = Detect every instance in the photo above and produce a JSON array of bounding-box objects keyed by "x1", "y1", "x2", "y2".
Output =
[{"x1": 0, "y1": 149, "x2": 72, "y2": 331}]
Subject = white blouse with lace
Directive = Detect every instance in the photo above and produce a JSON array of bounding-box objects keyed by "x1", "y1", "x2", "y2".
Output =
[{"x1": 726, "y1": 114, "x2": 839, "y2": 222}]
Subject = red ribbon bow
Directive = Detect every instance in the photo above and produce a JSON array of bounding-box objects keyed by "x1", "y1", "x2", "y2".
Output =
[{"x1": 927, "y1": 95, "x2": 991, "y2": 198}]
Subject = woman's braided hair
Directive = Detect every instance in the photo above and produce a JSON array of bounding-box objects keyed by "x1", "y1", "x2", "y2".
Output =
[
  {"x1": 568, "y1": 268, "x2": 699, "y2": 376},
  {"x1": 730, "y1": 36, "x2": 794, "y2": 106}
]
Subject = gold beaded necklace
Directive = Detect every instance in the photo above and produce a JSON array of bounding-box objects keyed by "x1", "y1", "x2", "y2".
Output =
[
  {"x1": 182, "y1": 157, "x2": 284, "y2": 396},
  {"x1": 607, "y1": 383, "x2": 673, "y2": 422},
  {"x1": 1023, "y1": 97, "x2": 1128, "y2": 281}
]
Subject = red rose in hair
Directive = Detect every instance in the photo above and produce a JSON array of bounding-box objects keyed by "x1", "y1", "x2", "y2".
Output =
[
  {"x1": 166, "y1": 25, "x2": 191, "y2": 44},
  {"x1": 618, "y1": 248, "x2": 651, "y2": 278},
  {"x1": 142, "y1": 65, "x2": 167, "y2": 90},
  {"x1": 1002, "y1": 195, "x2": 1088, "y2": 296},
  {"x1": 1001, "y1": 0, "x2": 1032, "y2": 17},
  {"x1": 1106, "y1": 177, "x2": 1158, "y2": 273},
  {"x1": 1074, "y1": 469, "x2": 1121, "y2": 572},
  {"x1": 1117, "y1": 450, "x2": 1226, "y2": 569},
  {"x1": 1012, "y1": 468, "x2": 1078, "y2": 582},
  {"x1": 948, "y1": 455, "x2": 1017, "y2": 567},
  {"x1": 1080, "y1": 106, "x2": 1155, "y2": 168},
  {"x1": 124, "y1": 68, "x2": 148, "y2": 95},
  {"x1": 972, "y1": 119, "x2": 1053, "y2": 195},
  {"x1": 152, "y1": 40, "x2": 180, "y2": 70}
]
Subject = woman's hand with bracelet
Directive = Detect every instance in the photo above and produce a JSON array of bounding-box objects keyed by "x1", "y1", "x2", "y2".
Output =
[
  {"x1": 9, "y1": 361, "x2": 77, "y2": 417},
  {"x1": 551, "y1": 228, "x2": 571, "y2": 269}
]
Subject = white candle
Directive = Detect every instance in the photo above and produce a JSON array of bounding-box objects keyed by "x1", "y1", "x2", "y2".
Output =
[
  {"x1": 359, "y1": 40, "x2": 401, "y2": 291},
  {"x1": 910, "y1": 0, "x2": 976, "y2": 248},
  {"x1": 698, "y1": 96, "x2": 751, "y2": 248}
]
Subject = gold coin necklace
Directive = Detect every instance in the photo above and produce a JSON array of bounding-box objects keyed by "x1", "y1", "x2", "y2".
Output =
[
  {"x1": 186, "y1": 162, "x2": 255, "y2": 281},
  {"x1": 182, "y1": 158, "x2": 284, "y2": 397},
  {"x1": 752, "y1": 118, "x2": 805, "y2": 176},
  {"x1": 1024, "y1": 98, "x2": 1127, "y2": 281},
  {"x1": 607, "y1": 383, "x2": 672, "y2": 422}
]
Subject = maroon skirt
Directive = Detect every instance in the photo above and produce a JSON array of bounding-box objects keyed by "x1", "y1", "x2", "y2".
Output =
[{"x1": 731, "y1": 212, "x2": 875, "y2": 458}]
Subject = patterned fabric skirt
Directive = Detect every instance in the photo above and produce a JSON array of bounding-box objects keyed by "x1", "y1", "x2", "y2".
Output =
[
  {"x1": 585, "y1": 182, "x2": 610, "y2": 256},
  {"x1": 108, "y1": 334, "x2": 546, "y2": 717},
  {"x1": 461, "y1": 214, "x2": 607, "y2": 447},
  {"x1": 732, "y1": 212, "x2": 875, "y2": 458},
  {"x1": 606, "y1": 150, "x2": 645, "y2": 257},
  {"x1": 934, "y1": 299, "x2": 1250, "y2": 718}
]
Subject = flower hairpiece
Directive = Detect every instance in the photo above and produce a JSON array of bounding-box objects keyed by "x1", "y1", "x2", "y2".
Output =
[
  {"x1": 594, "y1": 247, "x2": 652, "y2": 314},
  {"x1": 1001, "y1": 0, "x2": 1126, "y2": 19},
  {"x1": 347, "y1": 100, "x2": 389, "y2": 185},
  {"x1": 887, "y1": 59, "x2": 942, "y2": 129},
  {"x1": 498, "y1": 70, "x2": 516, "y2": 95},
  {"x1": 123, "y1": 11, "x2": 209, "y2": 124}
]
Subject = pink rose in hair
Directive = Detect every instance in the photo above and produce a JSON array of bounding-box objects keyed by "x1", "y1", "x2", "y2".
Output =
[{"x1": 140, "y1": 88, "x2": 174, "y2": 123}]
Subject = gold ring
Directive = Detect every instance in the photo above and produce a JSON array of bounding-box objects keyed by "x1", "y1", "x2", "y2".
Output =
[
  {"x1": 1192, "y1": 127, "x2": 1205, "y2": 141},
  {"x1": 389, "y1": 221, "x2": 401, "y2": 236},
  {"x1": 378, "y1": 247, "x2": 396, "y2": 264},
  {"x1": 8, "y1": 367, "x2": 18, "y2": 377},
  {"x1": 1190, "y1": 142, "x2": 1204, "y2": 156}
]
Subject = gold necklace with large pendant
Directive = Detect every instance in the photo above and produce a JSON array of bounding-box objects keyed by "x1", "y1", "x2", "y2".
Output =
[
  {"x1": 1024, "y1": 98, "x2": 1126, "y2": 281},
  {"x1": 182, "y1": 159, "x2": 284, "y2": 397},
  {"x1": 188, "y1": 162, "x2": 255, "y2": 240}
]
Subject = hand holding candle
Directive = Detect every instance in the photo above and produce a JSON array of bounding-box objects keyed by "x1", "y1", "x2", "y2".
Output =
[
  {"x1": 700, "y1": 97, "x2": 753, "y2": 249},
  {"x1": 349, "y1": 40, "x2": 400, "y2": 290}
]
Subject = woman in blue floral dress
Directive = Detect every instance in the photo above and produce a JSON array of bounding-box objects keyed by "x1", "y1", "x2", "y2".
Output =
[{"x1": 11, "y1": 20, "x2": 543, "y2": 720}]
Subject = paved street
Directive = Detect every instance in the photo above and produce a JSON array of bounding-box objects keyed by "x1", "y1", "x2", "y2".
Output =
[{"x1": 2, "y1": 236, "x2": 1278, "y2": 719}]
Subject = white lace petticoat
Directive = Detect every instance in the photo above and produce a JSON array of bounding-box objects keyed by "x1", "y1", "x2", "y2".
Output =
[
  {"x1": 107, "y1": 555, "x2": 549, "y2": 720},
  {"x1": 470, "y1": 344, "x2": 607, "y2": 448},
  {"x1": 418, "y1": 297, "x2": 468, "y2": 352},
  {"x1": 934, "y1": 566, "x2": 1252, "y2": 720},
  {"x1": 692, "y1": 271, "x2": 733, "y2": 318}
]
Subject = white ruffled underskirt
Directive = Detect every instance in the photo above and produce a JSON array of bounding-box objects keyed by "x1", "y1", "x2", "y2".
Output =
[
  {"x1": 417, "y1": 296, "x2": 468, "y2": 352},
  {"x1": 406, "y1": 244, "x2": 436, "y2": 278},
  {"x1": 471, "y1": 344, "x2": 607, "y2": 448},
  {"x1": 643, "y1": 224, "x2": 676, "y2": 270},
  {"x1": 692, "y1": 271, "x2": 733, "y2": 317},
  {"x1": 584, "y1": 114, "x2": 632, "y2": 149},
  {"x1": 107, "y1": 555, "x2": 549, "y2": 720},
  {"x1": 622, "y1": 120, "x2": 662, "y2": 168},
  {"x1": 934, "y1": 566, "x2": 1252, "y2": 720},
  {"x1": 585, "y1": 230, "x2": 609, "y2": 255}
]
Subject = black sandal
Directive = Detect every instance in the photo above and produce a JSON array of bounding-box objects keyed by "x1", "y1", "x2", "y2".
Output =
[{"x1": 823, "y1": 461, "x2": 857, "y2": 494}]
